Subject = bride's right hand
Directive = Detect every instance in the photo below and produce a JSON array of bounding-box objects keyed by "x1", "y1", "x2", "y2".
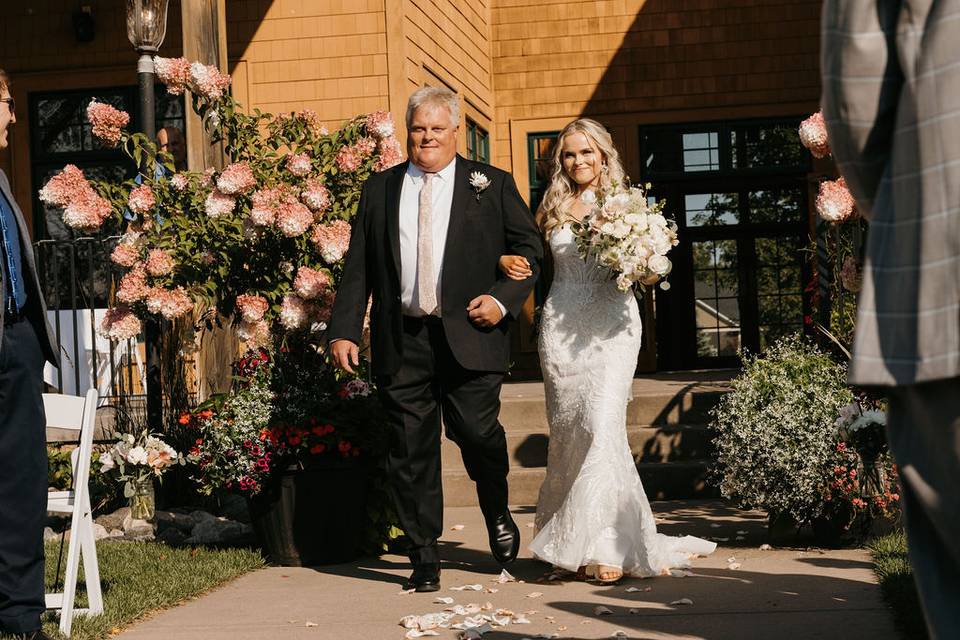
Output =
[{"x1": 499, "y1": 255, "x2": 532, "y2": 281}]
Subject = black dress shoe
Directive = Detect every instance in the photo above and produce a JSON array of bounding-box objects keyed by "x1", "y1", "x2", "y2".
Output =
[
  {"x1": 404, "y1": 562, "x2": 441, "y2": 592},
  {"x1": 487, "y1": 512, "x2": 520, "y2": 564}
]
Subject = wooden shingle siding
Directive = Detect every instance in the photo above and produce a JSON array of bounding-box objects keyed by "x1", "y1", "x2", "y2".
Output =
[
  {"x1": 491, "y1": 0, "x2": 822, "y2": 171},
  {"x1": 227, "y1": 0, "x2": 391, "y2": 130}
]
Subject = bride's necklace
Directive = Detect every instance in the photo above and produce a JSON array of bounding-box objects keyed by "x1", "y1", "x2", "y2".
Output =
[{"x1": 563, "y1": 190, "x2": 596, "y2": 225}]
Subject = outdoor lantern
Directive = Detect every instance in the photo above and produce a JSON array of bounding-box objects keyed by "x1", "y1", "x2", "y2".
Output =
[{"x1": 125, "y1": 0, "x2": 169, "y2": 53}]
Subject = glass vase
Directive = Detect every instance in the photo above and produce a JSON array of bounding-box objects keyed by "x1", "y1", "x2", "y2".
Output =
[{"x1": 128, "y1": 476, "x2": 156, "y2": 521}]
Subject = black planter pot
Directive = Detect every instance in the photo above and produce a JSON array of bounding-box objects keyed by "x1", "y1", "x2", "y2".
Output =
[{"x1": 247, "y1": 457, "x2": 369, "y2": 566}]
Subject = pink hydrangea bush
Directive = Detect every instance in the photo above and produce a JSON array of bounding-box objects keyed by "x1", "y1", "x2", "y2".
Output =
[{"x1": 39, "y1": 55, "x2": 400, "y2": 350}]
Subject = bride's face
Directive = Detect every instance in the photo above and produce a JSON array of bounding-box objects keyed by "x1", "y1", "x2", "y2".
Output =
[{"x1": 561, "y1": 132, "x2": 603, "y2": 189}]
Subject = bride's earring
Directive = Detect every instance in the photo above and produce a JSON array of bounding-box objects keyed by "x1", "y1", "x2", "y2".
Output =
[{"x1": 601, "y1": 163, "x2": 608, "y2": 174}]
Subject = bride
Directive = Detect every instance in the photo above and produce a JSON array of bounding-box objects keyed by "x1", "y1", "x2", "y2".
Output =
[{"x1": 499, "y1": 119, "x2": 716, "y2": 583}]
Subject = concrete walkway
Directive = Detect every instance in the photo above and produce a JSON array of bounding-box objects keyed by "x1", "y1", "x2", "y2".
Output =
[{"x1": 116, "y1": 501, "x2": 897, "y2": 640}]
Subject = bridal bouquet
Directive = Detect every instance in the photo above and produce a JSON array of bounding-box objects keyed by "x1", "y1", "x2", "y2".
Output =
[{"x1": 571, "y1": 184, "x2": 678, "y2": 292}]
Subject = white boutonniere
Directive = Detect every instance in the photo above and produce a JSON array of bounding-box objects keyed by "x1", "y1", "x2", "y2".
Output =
[{"x1": 469, "y1": 171, "x2": 491, "y2": 201}]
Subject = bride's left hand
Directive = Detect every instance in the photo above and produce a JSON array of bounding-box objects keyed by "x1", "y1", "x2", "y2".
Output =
[{"x1": 499, "y1": 255, "x2": 532, "y2": 281}]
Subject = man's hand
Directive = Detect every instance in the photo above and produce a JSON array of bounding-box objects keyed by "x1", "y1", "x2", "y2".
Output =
[
  {"x1": 467, "y1": 295, "x2": 504, "y2": 328},
  {"x1": 330, "y1": 339, "x2": 360, "y2": 374}
]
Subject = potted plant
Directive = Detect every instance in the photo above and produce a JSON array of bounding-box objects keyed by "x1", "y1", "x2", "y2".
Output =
[
  {"x1": 182, "y1": 348, "x2": 400, "y2": 565},
  {"x1": 709, "y1": 334, "x2": 855, "y2": 542},
  {"x1": 814, "y1": 399, "x2": 900, "y2": 546}
]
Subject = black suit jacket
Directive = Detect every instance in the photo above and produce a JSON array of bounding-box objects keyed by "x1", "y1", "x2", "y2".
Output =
[
  {"x1": 328, "y1": 156, "x2": 542, "y2": 375},
  {"x1": 0, "y1": 170, "x2": 60, "y2": 367}
]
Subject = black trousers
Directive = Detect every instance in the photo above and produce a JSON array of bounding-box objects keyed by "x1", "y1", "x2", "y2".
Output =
[
  {"x1": 0, "y1": 318, "x2": 47, "y2": 634},
  {"x1": 377, "y1": 316, "x2": 509, "y2": 565}
]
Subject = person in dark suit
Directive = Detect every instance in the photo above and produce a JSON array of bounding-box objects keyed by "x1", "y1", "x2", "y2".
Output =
[
  {"x1": 0, "y1": 69, "x2": 60, "y2": 640},
  {"x1": 329, "y1": 86, "x2": 542, "y2": 592}
]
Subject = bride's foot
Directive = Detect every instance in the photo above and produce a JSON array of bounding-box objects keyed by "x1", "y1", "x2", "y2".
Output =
[{"x1": 594, "y1": 565, "x2": 623, "y2": 584}]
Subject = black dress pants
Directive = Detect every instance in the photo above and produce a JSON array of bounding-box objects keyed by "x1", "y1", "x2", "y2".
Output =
[
  {"x1": 0, "y1": 318, "x2": 47, "y2": 634},
  {"x1": 377, "y1": 316, "x2": 509, "y2": 566}
]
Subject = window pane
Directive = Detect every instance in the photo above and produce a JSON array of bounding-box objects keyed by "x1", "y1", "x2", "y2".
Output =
[
  {"x1": 693, "y1": 239, "x2": 740, "y2": 358},
  {"x1": 682, "y1": 131, "x2": 719, "y2": 172},
  {"x1": 749, "y1": 187, "x2": 804, "y2": 224},
  {"x1": 736, "y1": 123, "x2": 805, "y2": 170},
  {"x1": 755, "y1": 235, "x2": 805, "y2": 347},
  {"x1": 684, "y1": 193, "x2": 739, "y2": 227}
]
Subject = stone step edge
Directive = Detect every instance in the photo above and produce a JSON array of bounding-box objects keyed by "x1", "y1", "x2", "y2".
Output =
[{"x1": 441, "y1": 460, "x2": 710, "y2": 478}]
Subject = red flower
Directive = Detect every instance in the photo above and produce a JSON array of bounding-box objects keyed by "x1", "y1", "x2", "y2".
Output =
[
  {"x1": 310, "y1": 444, "x2": 326, "y2": 455},
  {"x1": 199, "y1": 409, "x2": 213, "y2": 419},
  {"x1": 288, "y1": 435, "x2": 302, "y2": 446},
  {"x1": 178, "y1": 413, "x2": 191, "y2": 425},
  {"x1": 804, "y1": 314, "x2": 814, "y2": 326}
]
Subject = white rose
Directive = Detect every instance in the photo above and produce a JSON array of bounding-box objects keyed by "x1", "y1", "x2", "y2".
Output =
[
  {"x1": 611, "y1": 220, "x2": 631, "y2": 239},
  {"x1": 616, "y1": 273, "x2": 634, "y2": 291},
  {"x1": 126, "y1": 446, "x2": 148, "y2": 466},
  {"x1": 648, "y1": 254, "x2": 672, "y2": 275},
  {"x1": 99, "y1": 451, "x2": 115, "y2": 473},
  {"x1": 648, "y1": 214, "x2": 667, "y2": 228}
]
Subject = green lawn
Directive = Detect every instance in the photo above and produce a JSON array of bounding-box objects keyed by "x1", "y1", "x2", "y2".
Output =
[
  {"x1": 2, "y1": 540, "x2": 264, "y2": 640},
  {"x1": 869, "y1": 531, "x2": 928, "y2": 640}
]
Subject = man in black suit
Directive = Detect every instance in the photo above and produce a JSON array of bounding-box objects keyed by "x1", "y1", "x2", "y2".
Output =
[
  {"x1": 329, "y1": 86, "x2": 542, "y2": 592},
  {"x1": 0, "y1": 69, "x2": 60, "y2": 640}
]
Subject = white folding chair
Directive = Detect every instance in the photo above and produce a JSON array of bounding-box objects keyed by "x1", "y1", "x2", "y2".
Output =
[{"x1": 45, "y1": 389, "x2": 104, "y2": 637}]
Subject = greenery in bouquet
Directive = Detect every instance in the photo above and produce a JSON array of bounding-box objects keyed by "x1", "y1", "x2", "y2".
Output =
[
  {"x1": 37, "y1": 56, "x2": 402, "y2": 351},
  {"x1": 709, "y1": 334, "x2": 854, "y2": 524},
  {"x1": 571, "y1": 183, "x2": 677, "y2": 293}
]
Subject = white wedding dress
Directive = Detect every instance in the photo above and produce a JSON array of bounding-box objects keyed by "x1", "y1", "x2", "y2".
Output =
[{"x1": 529, "y1": 224, "x2": 716, "y2": 577}]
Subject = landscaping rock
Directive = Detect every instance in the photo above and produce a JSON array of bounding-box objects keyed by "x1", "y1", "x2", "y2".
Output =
[
  {"x1": 156, "y1": 527, "x2": 188, "y2": 546},
  {"x1": 108, "y1": 529, "x2": 125, "y2": 539},
  {"x1": 154, "y1": 509, "x2": 196, "y2": 534},
  {"x1": 218, "y1": 493, "x2": 251, "y2": 523},
  {"x1": 95, "y1": 507, "x2": 130, "y2": 531},
  {"x1": 43, "y1": 527, "x2": 58, "y2": 542},
  {"x1": 92, "y1": 523, "x2": 110, "y2": 541},
  {"x1": 186, "y1": 515, "x2": 252, "y2": 545},
  {"x1": 122, "y1": 513, "x2": 156, "y2": 541}
]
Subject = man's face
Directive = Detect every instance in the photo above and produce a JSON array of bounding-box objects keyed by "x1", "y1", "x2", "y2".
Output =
[
  {"x1": 158, "y1": 127, "x2": 187, "y2": 170},
  {"x1": 0, "y1": 85, "x2": 15, "y2": 151},
  {"x1": 407, "y1": 103, "x2": 458, "y2": 173}
]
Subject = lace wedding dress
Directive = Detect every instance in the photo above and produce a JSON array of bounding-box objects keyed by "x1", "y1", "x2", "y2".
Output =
[{"x1": 529, "y1": 224, "x2": 716, "y2": 577}]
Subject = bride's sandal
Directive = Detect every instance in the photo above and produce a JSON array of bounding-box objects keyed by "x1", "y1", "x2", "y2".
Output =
[
  {"x1": 594, "y1": 565, "x2": 624, "y2": 584},
  {"x1": 575, "y1": 566, "x2": 589, "y2": 581}
]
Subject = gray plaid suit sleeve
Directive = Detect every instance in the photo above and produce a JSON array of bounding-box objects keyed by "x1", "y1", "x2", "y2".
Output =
[{"x1": 821, "y1": 0, "x2": 960, "y2": 386}]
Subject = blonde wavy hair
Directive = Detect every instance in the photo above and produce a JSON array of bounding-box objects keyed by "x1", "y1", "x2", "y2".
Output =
[{"x1": 537, "y1": 118, "x2": 626, "y2": 237}]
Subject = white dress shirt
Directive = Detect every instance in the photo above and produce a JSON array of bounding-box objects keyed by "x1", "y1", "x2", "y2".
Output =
[
  {"x1": 399, "y1": 159, "x2": 506, "y2": 319},
  {"x1": 400, "y1": 160, "x2": 455, "y2": 316}
]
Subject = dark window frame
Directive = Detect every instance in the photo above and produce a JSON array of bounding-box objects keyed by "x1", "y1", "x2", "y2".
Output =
[{"x1": 642, "y1": 118, "x2": 812, "y2": 370}]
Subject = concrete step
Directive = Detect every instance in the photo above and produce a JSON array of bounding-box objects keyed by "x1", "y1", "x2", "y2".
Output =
[
  {"x1": 441, "y1": 461, "x2": 719, "y2": 508},
  {"x1": 498, "y1": 375, "x2": 731, "y2": 432},
  {"x1": 441, "y1": 423, "x2": 714, "y2": 469}
]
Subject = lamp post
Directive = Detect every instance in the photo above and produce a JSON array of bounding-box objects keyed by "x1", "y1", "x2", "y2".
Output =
[{"x1": 126, "y1": 0, "x2": 169, "y2": 433}]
